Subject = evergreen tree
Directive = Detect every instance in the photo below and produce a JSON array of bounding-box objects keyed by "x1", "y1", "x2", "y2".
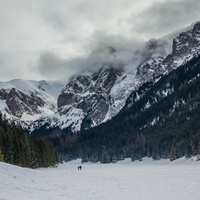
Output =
[
  {"x1": 197, "y1": 145, "x2": 200, "y2": 161},
  {"x1": 170, "y1": 145, "x2": 176, "y2": 162},
  {"x1": 191, "y1": 135, "x2": 199, "y2": 156},
  {"x1": 185, "y1": 143, "x2": 192, "y2": 159},
  {"x1": 0, "y1": 148, "x2": 4, "y2": 162}
]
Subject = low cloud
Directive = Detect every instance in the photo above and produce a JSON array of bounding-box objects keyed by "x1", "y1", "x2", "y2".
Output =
[
  {"x1": 37, "y1": 32, "x2": 145, "y2": 79},
  {"x1": 129, "y1": 0, "x2": 200, "y2": 39},
  {"x1": 37, "y1": 37, "x2": 156, "y2": 81},
  {"x1": 37, "y1": 52, "x2": 85, "y2": 80}
]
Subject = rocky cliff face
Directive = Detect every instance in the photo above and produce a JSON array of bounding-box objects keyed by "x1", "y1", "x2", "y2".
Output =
[
  {"x1": 0, "y1": 79, "x2": 64, "y2": 123},
  {"x1": 57, "y1": 65, "x2": 124, "y2": 130},
  {"x1": 0, "y1": 88, "x2": 45, "y2": 118},
  {"x1": 55, "y1": 22, "x2": 200, "y2": 132},
  {"x1": 0, "y1": 22, "x2": 200, "y2": 134},
  {"x1": 163, "y1": 22, "x2": 200, "y2": 67}
]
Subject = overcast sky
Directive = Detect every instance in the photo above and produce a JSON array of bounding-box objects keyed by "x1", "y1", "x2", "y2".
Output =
[{"x1": 0, "y1": 0, "x2": 200, "y2": 82}]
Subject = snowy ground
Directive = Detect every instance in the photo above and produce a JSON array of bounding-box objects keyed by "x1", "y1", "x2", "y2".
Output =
[{"x1": 0, "y1": 157, "x2": 200, "y2": 200}]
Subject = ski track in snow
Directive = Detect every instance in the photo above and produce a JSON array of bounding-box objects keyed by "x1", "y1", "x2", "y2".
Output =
[{"x1": 0, "y1": 157, "x2": 200, "y2": 200}]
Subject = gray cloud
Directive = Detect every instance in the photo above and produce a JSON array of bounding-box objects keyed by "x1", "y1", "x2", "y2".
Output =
[
  {"x1": 37, "y1": 37, "x2": 143, "y2": 81},
  {"x1": 129, "y1": 0, "x2": 200, "y2": 39},
  {"x1": 0, "y1": 0, "x2": 199, "y2": 82},
  {"x1": 37, "y1": 52, "x2": 85, "y2": 80},
  {"x1": 35, "y1": 0, "x2": 200, "y2": 81}
]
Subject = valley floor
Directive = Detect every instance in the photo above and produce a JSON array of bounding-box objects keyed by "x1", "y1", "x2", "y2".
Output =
[{"x1": 0, "y1": 157, "x2": 200, "y2": 200}]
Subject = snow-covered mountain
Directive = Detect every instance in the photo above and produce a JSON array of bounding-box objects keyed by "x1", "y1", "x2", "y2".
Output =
[
  {"x1": 0, "y1": 79, "x2": 64, "y2": 124},
  {"x1": 0, "y1": 22, "x2": 200, "y2": 134},
  {"x1": 54, "y1": 22, "x2": 200, "y2": 132}
]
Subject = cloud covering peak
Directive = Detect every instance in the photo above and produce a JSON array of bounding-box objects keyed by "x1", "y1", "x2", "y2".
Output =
[{"x1": 0, "y1": 0, "x2": 200, "y2": 81}]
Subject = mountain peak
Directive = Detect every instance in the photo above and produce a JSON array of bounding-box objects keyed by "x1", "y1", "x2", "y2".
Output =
[{"x1": 193, "y1": 21, "x2": 200, "y2": 34}]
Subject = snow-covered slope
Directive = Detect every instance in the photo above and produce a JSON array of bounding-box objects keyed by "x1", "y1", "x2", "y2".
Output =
[
  {"x1": 0, "y1": 157, "x2": 200, "y2": 200},
  {"x1": 0, "y1": 22, "x2": 200, "y2": 133},
  {"x1": 0, "y1": 79, "x2": 64, "y2": 121}
]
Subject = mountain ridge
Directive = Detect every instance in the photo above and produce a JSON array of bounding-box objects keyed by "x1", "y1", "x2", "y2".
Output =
[{"x1": 0, "y1": 21, "x2": 200, "y2": 135}]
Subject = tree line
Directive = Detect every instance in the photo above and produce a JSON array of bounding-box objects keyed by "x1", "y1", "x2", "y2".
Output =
[{"x1": 0, "y1": 113, "x2": 58, "y2": 168}]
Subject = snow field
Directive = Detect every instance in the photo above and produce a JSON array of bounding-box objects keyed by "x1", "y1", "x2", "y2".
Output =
[{"x1": 0, "y1": 157, "x2": 200, "y2": 200}]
